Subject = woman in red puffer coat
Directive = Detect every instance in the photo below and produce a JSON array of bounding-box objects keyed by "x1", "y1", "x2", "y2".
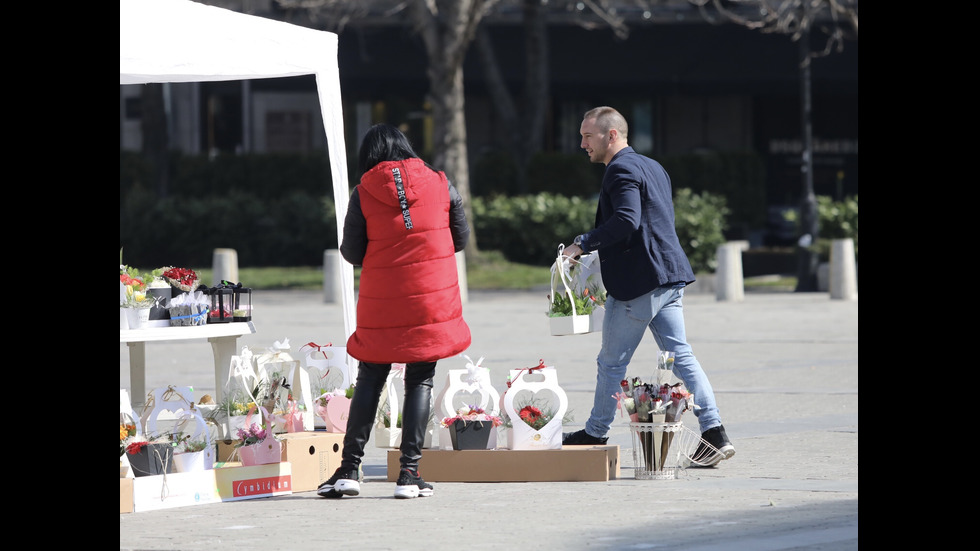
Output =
[{"x1": 318, "y1": 123, "x2": 471, "y2": 500}]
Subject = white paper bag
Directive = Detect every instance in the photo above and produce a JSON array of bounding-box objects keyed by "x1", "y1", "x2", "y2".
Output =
[
  {"x1": 300, "y1": 342, "x2": 351, "y2": 429},
  {"x1": 434, "y1": 355, "x2": 500, "y2": 450},
  {"x1": 139, "y1": 385, "x2": 211, "y2": 449},
  {"x1": 502, "y1": 362, "x2": 568, "y2": 450},
  {"x1": 284, "y1": 362, "x2": 315, "y2": 431},
  {"x1": 375, "y1": 365, "x2": 405, "y2": 448}
]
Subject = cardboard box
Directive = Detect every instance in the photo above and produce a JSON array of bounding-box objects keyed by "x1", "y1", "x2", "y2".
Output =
[
  {"x1": 218, "y1": 431, "x2": 343, "y2": 492},
  {"x1": 214, "y1": 462, "x2": 292, "y2": 501},
  {"x1": 277, "y1": 431, "x2": 344, "y2": 492},
  {"x1": 131, "y1": 470, "x2": 221, "y2": 512},
  {"x1": 386, "y1": 445, "x2": 619, "y2": 482},
  {"x1": 120, "y1": 478, "x2": 134, "y2": 514}
]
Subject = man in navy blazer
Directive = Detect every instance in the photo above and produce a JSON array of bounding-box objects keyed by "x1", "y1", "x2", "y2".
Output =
[{"x1": 560, "y1": 106, "x2": 735, "y2": 466}]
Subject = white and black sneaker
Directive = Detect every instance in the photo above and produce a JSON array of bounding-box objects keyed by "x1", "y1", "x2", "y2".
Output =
[
  {"x1": 393, "y1": 468, "x2": 434, "y2": 499},
  {"x1": 317, "y1": 467, "x2": 361, "y2": 498}
]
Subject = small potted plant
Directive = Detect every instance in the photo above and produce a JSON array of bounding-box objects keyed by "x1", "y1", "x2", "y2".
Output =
[
  {"x1": 441, "y1": 405, "x2": 503, "y2": 450},
  {"x1": 122, "y1": 434, "x2": 175, "y2": 477},
  {"x1": 547, "y1": 255, "x2": 606, "y2": 335},
  {"x1": 169, "y1": 430, "x2": 216, "y2": 472},
  {"x1": 234, "y1": 406, "x2": 282, "y2": 466}
]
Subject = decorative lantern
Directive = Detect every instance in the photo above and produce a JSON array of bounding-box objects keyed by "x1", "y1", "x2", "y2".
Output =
[
  {"x1": 231, "y1": 282, "x2": 252, "y2": 322},
  {"x1": 208, "y1": 285, "x2": 233, "y2": 323}
]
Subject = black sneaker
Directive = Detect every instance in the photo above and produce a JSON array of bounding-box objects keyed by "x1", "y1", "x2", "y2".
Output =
[
  {"x1": 562, "y1": 429, "x2": 609, "y2": 446},
  {"x1": 689, "y1": 425, "x2": 735, "y2": 467},
  {"x1": 317, "y1": 466, "x2": 361, "y2": 498},
  {"x1": 394, "y1": 468, "x2": 434, "y2": 499}
]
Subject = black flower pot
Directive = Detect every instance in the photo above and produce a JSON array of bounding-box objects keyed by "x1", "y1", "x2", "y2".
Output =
[
  {"x1": 126, "y1": 442, "x2": 174, "y2": 477},
  {"x1": 449, "y1": 419, "x2": 492, "y2": 450}
]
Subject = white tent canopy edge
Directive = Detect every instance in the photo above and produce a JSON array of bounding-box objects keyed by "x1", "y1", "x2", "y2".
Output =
[{"x1": 119, "y1": 0, "x2": 356, "y2": 365}]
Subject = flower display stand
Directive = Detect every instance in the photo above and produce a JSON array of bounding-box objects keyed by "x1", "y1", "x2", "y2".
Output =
[{"x1": 628, "y1": 421, "x2": 702, "y2": 480}]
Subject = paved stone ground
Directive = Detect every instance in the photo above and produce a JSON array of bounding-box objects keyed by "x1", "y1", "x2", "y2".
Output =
[{"x1": 120, "y1": 288, "x2": 858, "y2": 551}]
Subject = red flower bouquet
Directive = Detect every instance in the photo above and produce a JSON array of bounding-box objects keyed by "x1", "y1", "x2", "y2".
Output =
[{"x1": 162, "y1": 266, "x2": 199, "y2": 293}]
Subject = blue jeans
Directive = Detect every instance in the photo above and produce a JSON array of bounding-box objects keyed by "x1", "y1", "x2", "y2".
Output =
[{"x1": 584, "y1": 284, "x2": 722, "y2": 437}]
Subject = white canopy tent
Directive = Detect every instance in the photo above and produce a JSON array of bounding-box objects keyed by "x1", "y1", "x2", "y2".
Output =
[{"x1": 119, "y1": 0, "x2": 357, "y2": 360}]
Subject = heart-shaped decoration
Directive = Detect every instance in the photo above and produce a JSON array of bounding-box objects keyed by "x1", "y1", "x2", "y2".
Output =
[
  {"x1": 434, "y1": 366, "x2": 502, "y2": 449},
  {"x1": 502, "y1": 366, "x2": 568, "y2": 450},
  {"x1": 321, "y1": 396, "x2": 351, "y2": 433}
]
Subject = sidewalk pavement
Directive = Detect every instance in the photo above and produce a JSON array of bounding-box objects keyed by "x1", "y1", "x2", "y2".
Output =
[{"x1": 120, "y1": 288, "x2": 858, "y2": 551}]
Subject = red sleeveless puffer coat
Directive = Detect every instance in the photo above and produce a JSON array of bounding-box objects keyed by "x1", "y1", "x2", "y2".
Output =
[{"x1": 346, "y1": 158, "x2": 471, "y2": 363}]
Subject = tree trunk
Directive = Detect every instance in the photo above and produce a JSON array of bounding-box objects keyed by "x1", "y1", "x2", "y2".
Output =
[
  {"x1": 410, "y1": 0, "x2": 497, "y2": 258},
  {"x1": 475, "y1": 0, "x2": 550, "y2": 195},
  {"x1": 141, "y1": 83, "x2": 170, "y2": 198},
  {"x1": 521, "y1": 0, "x2": 549, "y2": 164},
  {"x1": 795, "y1": 20, "x2": 819, "y2": 292}
]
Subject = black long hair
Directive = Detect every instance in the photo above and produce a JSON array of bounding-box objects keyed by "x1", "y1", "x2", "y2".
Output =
[{"x1": 357, "y1": 123, "x2": 422, "y2": 175}]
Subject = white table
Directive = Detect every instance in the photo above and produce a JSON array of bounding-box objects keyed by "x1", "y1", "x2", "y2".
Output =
[{"x1": 120, "y1": 322, "x2": 256, "y2": 406}]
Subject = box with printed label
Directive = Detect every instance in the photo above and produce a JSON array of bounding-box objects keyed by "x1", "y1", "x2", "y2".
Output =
[
  {"x1": 386, "y1": 445, "x2": 619, "y2": 482},
  {"x1": 214, "y1": 462, "x2": 293, "y2": 501},
  {"x1": 216, "y1": 431, "x2": 343, "y2": 492},
  {"x1": 131, "y1": 470, "x2": 221, "y2": 512}
]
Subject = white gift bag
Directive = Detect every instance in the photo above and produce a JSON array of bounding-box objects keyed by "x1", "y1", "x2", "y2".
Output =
[
  {"x1": 434, "y1": 355, "x2": 501, "y2": 450},
  {"x1": 375, "y1": 365, "x2": 405, "y2": 448},
  {"x1": 283, "y1": 361, "x2": 314, "y2": 431},
  {"x1": 374, "y1": 364, "x2": 435, "y2": 448},
  {"x1": 300, "y1": 342, "x2": 351, "y2": 429},
  {"x1": 549, "y1": 245, "x2": 605, "y2": 336},
  {"x1": 502, "y1": 361, "x2": 568, "y2": 450}
]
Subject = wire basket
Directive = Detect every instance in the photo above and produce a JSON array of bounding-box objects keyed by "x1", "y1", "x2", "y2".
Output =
[{"x1": 629, "y1": 421, "x2": 709, "y2": 480}]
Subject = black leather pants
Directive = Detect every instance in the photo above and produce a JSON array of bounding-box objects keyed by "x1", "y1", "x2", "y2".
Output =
[{"x1": 339, "y1": 361, "x2": 436, "y2": 473}]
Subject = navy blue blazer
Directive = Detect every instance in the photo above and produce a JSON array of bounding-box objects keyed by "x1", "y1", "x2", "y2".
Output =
[{"x1": 577, "y1": 147, "x2": 696, "y2": 301}]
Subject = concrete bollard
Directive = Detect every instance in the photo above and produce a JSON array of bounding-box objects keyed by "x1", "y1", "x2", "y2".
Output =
[
  {"x1": 829, "y1": 238, "x2": 858, "y2": 300},
  {"x1": 212, "y1": 248, "x2": 239, "y2": 286},
  {"x1": 715, "y1": 242, "x2": 745, "y2": 302},
  {"x1": 456, "y1": 250, "x2": 468, "y2": 304},
  {"x1": 323, "y1": 249, "x2": 343, "y2": 303}
]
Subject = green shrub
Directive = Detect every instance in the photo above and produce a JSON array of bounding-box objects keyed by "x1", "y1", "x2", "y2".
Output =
[
  {"x1": 120, "y1": 189, "x2": 336, "y2": 267},
  {"x1": 472, "y1": 193, "x2": 595, "y2": 265},
  {"x1": 780, "y1": 195, "x2": 858, "y2": 261},
  {"x1": 472, "y1": 189, "x2": 728, "y2": 274},
  {"x1": 672, "y1": 188, "x2": 730, "y2": 274},
  {"x1": 814, "y1": 194, "x2": 858, "y2": 261}
]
